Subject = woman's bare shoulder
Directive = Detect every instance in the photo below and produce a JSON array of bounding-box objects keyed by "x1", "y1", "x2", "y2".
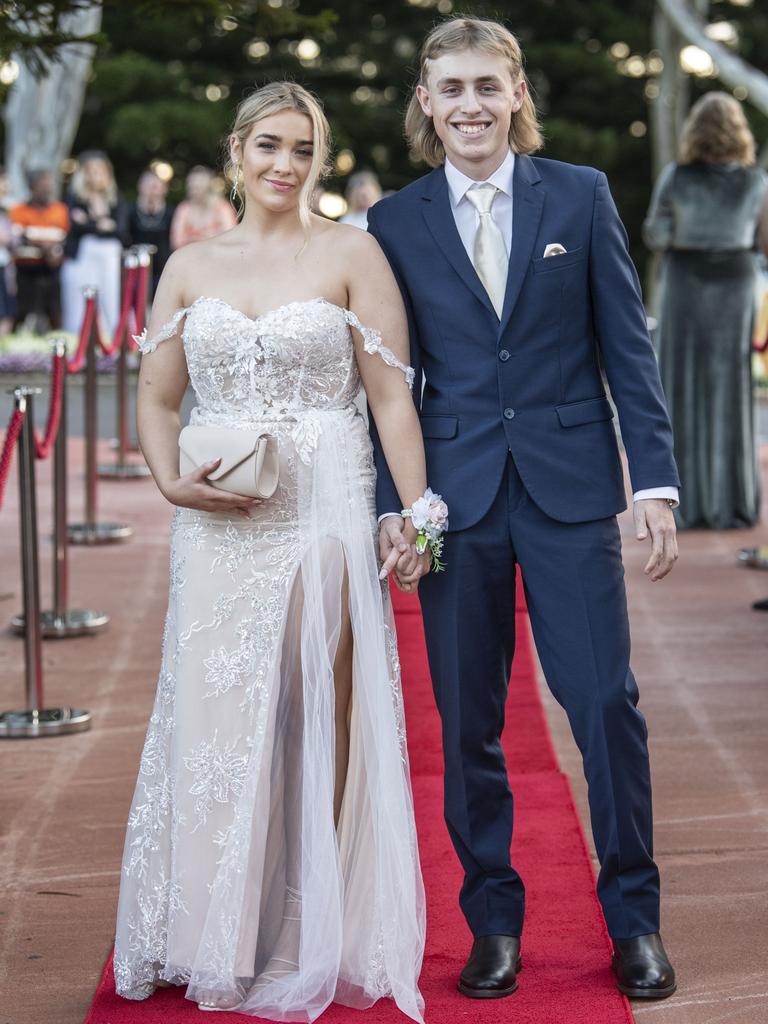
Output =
[
  {"x1": 163, "y1": 234, "x2": 236, "y2": 300},
  {"x1": 313, "y1": 217, "x2": 383, "y2": 266}
]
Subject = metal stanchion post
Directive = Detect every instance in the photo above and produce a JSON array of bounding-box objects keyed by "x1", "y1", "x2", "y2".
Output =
[
  {"x1": 0, "y1": 388, "x2": 91, "y2": 738},
  {"x1": 99, "y1": 249, "x2": 151, "y2": 478},
  {"x1": 68, "y1": 287, "x2": 133, "y2": 544},
  {"x1": 11, "y1": 341, "x2": 109, "y2": 637}
]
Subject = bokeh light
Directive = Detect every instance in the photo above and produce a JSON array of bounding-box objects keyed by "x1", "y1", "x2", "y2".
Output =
[
  {"x1": 0, "y1": 60, "x2": 20, "y2": 85},
  {"x1": 705, "y1": 21, "x2": 738, "y2": 45},
  {"x1": 247, "y1": 40, "x2": 270, "y2": 60},
  {"x1": 151, "y1": 161, "x2": 174, "y2": 183},
  {"x1": 680, "y1": 45, "x2": 716, "y2": 77},
  {"x1": 296, "y1": 38, "x2": 320, "y2": 62},
  {"x1": 335, "y1": 150, "x2": 356, "y2": 174},
  {"x1": 317, "y1": 192, "x2": 347, "y2": 219}
]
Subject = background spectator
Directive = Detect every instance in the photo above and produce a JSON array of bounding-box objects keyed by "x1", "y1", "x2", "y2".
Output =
[
  {"x1": 0, "y1": 167, "x2": 14, "y2": 335},
  {"x1": 128, "y1": 169, "x2": 174, "y2": 298},
  {"x1": 10, "y1": 169, "x2": 69, "y2": 332},
  {"x1": 61, "y1": 149, "x2": 128, "y2": 336},
  {"x1": 169, "y1": 165, "x2": 236, "y2": 249},
  {"x1": 339, "y1": 170, "x2": 382, "y2": 230},
  {"x1": 643, "y1": 92, "x2": 768, "y2": 530}
]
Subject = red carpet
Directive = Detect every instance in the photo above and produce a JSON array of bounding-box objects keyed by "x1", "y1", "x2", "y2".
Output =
[{"x1": 85, "y1": 581, "x2": 633, "y2": 1024}]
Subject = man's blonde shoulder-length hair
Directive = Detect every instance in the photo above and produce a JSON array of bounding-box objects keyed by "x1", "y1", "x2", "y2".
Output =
[
  {"x1": 225, "y1": 81, "x2": 331, "y2": 234},
  {"x1": 679, "y1": 91, "x2": 756, "y2": 166},
  {"x1": 405, "y1": 17, "x2": 544, "y2": 167}
]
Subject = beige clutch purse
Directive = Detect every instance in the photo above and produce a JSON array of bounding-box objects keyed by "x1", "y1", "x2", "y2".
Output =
[{"x1": 178, "y1": 425, "x2": 279, "y2": 499}]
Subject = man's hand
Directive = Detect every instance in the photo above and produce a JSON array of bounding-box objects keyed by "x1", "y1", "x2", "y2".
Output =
[
  {"x1": 634, "y1": 498, "x2": 678, "y2": 581},
  {"x1": 378, "y1": 515, "x2": 432, "y2": 593},
  {"x1": 378, "y1": 515, "x2": 410, "y2": 580},
  {"x1": 394, "y1": 549, "x2": 431, "y2": 593}
]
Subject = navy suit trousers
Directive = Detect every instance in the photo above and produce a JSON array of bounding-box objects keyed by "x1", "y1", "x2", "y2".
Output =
[{"x1": 418, "y1": 454, "x2": 661, "y2": 939}]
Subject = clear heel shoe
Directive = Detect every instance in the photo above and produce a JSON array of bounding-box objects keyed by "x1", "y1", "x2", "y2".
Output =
[{"x1": 253, "y1": 885, "x2": 301, "y2": 989}]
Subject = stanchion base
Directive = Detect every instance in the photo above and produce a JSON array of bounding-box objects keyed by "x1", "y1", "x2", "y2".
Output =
[
  {"x1": 0, "y1": 707, "x2": 92, "y2": 738},
  {"x1": 11, "y1": 609, "x2": 110, "y2": 638},
  {"x1": 97, "y1": 461, "x2": 152, "y2": 479},
  {"x1": 67, "y1": 522, "x2": 133, "y2": 545}
]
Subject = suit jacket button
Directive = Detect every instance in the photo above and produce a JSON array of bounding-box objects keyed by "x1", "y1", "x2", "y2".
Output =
[
  {"x1": 504, "y1": 407, "x2": 515, "y2": 420},
  {"x1": 499, "y1": 349, "x2": 510, "y2": 362}
]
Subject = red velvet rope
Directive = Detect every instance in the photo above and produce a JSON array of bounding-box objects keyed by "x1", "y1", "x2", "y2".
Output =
[
  {"x1": 0, "y1": 408, "x2": 26, "y2": 511},
  {"x1": 67, "y1": 295, "x2": 96, "y2": 374},
  {"x1": 131, "y1": 263, "x2": 150, "y2": 344},
  {"x1": 96, "y1": 265, "x2": 138, "y2": 356},
  {"x1": 33, "y1": 351, "x2": 65, "y2": 460},
  {"x1": 67, "y1": 264, "x2": 144, "y2": 371}
]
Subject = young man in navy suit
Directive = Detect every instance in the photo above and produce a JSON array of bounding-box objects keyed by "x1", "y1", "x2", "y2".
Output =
[{"x1": 371, "y1": 17, "x2": 680, "y2": 1001}]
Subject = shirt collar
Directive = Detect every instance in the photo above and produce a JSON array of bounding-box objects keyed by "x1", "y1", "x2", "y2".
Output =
[{"x1": 444, "y1": 149, "x2": 516, "y2": 209}]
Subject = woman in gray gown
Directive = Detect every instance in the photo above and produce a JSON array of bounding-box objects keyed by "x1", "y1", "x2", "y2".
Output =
[{"x1": 644, "y1": 92, "x2": 768, "y2": 529}]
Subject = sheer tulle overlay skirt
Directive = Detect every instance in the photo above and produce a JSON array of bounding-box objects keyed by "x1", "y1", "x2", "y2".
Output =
[{"x1": 114, "y1": 407, "x2": 425, "y2": 1022}]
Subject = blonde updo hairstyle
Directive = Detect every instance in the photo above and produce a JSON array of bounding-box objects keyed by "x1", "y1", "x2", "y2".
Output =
[
  {"x1": 225, "y1": 81, "x2": 331, "y2": 233},
  {"x1": 679, "y1": 91, "x2": 756, "y2": 166},
  {"x1": 406, "y1": 17, "x2": 543, "y2": 167}
]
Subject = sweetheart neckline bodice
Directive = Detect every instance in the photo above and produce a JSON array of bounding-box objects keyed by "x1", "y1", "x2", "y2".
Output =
[{"x1": 186, "y1": 295, "x2": 343, "y2": 328}]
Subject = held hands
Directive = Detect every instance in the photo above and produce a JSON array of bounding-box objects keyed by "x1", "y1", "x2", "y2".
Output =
[
  {"x1": 634, "y1": 498, "x2": 679, "y2": 581},
  {"x1": 162, "y1": 458, "x2": 262, "y2": 519},
  {"x1": 378, "y1": 516, "x2": 431, "y2": 593}
]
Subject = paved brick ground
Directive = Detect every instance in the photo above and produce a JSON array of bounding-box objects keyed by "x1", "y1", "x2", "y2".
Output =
[
  {"x1": 0, "y1": 438, "x2": 766, "y2": 1024},
  {"x1": 540, "y1": 448, "x2": 768, "y2": 1024}
]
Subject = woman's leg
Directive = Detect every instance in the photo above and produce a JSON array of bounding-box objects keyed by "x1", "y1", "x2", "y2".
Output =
[{"x1": 332, "y1": 564, "x2": 353, "y2": 828}]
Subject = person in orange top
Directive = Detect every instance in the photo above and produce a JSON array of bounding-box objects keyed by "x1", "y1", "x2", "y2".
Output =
[
  {"x1": 169, "y1": 165, "x2": 236, "y2": 249},
  {"x1": 10, "y1": 169, "x2": 70, "y2": 331}
]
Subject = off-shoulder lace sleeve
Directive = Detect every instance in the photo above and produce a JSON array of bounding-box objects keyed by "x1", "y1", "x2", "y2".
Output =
[
  {"x1": 133, "y1": 307, "x2": 189, "y2": 354},
  {"x1": 344, "y1": 308, "x2": 415, "y2": 390}
]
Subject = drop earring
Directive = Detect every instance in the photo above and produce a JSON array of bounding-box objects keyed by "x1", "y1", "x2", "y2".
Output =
[{"x1": 230, "y1": 163, "x2": 239, "y2": 206}]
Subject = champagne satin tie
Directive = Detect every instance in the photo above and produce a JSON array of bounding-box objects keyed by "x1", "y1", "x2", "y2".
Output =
[{"x1": 465, "y1": 183, "x2": 507, "y2": 319}]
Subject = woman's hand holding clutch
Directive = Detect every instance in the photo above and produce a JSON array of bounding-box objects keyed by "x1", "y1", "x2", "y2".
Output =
[{"x1": 162, "y1": 458, "x2": 263, "y2": 519}]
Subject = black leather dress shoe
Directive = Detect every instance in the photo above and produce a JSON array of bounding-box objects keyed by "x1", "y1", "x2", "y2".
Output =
[
  {"x1": 458, "y1": 935, "x2": 522, "y2": 999},
  {"x1": 612, "y1": 933, "x2": 677, "y2": 999}
]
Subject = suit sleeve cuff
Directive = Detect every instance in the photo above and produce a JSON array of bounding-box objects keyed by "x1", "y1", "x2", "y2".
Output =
[{"x1": 633, "y1": 487, "x2": 679, "y2": 508}]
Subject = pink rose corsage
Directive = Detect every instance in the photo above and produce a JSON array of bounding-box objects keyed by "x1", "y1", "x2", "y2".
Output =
[{"x1": 401, "y1": 488, "x2": 449, "y2": 573}]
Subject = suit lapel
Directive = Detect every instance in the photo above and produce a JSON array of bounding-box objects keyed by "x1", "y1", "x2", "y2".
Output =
[
  {"x1": 499, "y1": 155, "x2": 544, "y2": 336},
  {"x1": 421, "y1": 167, "x2": 497, "y2": 320}
]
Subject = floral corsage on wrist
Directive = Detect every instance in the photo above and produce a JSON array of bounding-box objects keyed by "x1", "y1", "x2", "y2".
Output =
[{"x1": 401, "y1": 488, "x2": 449, "y2": 573}]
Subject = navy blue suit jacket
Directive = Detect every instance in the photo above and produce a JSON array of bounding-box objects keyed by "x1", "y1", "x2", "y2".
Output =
[{"x1": 367, "y1": 155, "x2": 680, "y2": 531}]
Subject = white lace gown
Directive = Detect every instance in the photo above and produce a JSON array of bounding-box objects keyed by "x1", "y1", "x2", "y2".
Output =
[{"x1": 114, "y1": 297, "x2": 425, "y2": 1022}]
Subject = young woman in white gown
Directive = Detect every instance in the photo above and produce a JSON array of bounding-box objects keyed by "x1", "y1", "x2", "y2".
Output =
[{"x1": 113, "y1": 82, "x2": 433, "y2": 1021}]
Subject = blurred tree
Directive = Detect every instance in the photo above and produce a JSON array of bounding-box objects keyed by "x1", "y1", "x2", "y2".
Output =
[
  {"x1": 0, "y1": 1, "x2": 104, "y2": 72},
  {"x1": 3, "y1": 3, "x2": 102, "y2": 198}
]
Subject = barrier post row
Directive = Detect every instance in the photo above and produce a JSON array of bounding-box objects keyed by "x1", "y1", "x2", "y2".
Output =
[
  {"x1": 0, "y1": 388, "x2": 91, "y2": 738},
  {"x1": 68, "y1": 287, "x2": 133, "y2": 545},
  {"x1": 11, "y1": 341, "x2": 110, "y2": 638},
  {"x1": 99, "y1": 247, "x2": 151, "y2": 479}
]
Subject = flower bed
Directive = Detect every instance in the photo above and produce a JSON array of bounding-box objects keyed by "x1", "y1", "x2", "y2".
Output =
[{"x1": 0, "y1": 330, "x2": 136, "y2": 374}]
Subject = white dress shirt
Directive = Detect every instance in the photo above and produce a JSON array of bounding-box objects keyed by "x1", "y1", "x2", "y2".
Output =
[
  {"x1": 444, "y1": 149, "x2": 515, "y2": 260},
  {"x1": 380, "y1": 150, "x2": 678, "y2": 519}
]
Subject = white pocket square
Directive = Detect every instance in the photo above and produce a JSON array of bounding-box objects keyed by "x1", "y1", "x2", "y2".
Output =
[{"x1": 543, "y1": 243, "x2": 567, "y2": 257}]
